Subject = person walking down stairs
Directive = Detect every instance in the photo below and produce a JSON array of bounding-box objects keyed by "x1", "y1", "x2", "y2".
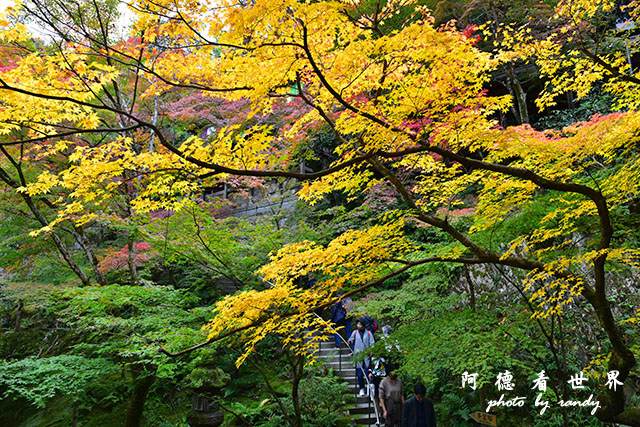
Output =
[
  {"x1": 330, "y1": 297, "x2": 352, "y2": 348},
  {"x1": 379, "y1": 363, "x2": 403, "y2": 427},
  {"x1": 311, "y1": 331, "x2": 379, "y2": 426},
  {"x1": 348, "y1": 318, "x2": 375, "y2": 397}
]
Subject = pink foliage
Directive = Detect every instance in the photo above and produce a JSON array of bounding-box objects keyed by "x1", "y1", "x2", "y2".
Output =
[
  {"x1": 436, "y1": 206, "x2": 477, "y2": 219},
  {"x1": 461, "y1": 25, "x2": 481, "y2": 45},
  {"x1": 98, "y1": 242, "x2": 158, "y2": 273},
  {"x1": 362, "y1": 182, "x2": 399, "y2": 210}
]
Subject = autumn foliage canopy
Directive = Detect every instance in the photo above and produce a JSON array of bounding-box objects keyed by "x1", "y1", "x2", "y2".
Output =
[{"x1": 2, "y1": 0, "x2": 640, "y2": 424}]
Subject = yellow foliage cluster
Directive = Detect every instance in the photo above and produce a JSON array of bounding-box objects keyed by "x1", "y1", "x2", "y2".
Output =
[
  {"x1": 472, "y1": 111, "x2": 640, "y2": 254},
  {"x1": 0, "y1": 40, "x2": 116, "y2": 137},
  {"x1": 497, "y1": 0, "x2": 640, "y2": 110},
  {"x1": 125, "y1": 0, "x2": 509, "y2": 189},
  {"x1": 525, "y1": 270, "x2": 584, "y2": 318},
  {"x1": 623, "y1": 309, "x2": 640, "y2": 325},
  {"x1": 203, "y1": 218, "x2": 413, "y2": 364},
  {"x1": 202, "y1": 284, "x2": 332, "y2": 367},
  {"x1": 260, "y1": 217, "x2": 413, "y2": 288},
  {"x1": 20, "y1": 137, "x2": 201, "y2": 233}
]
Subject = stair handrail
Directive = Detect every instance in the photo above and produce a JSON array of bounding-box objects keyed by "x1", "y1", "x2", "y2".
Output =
[{"x1": 312, "y1": 312, "x2": 380, "y2": 426}]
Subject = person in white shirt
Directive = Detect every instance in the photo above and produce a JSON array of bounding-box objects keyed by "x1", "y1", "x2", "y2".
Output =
[{"x1": 348, "y1": 318, "x2": 375, "y2": 396}]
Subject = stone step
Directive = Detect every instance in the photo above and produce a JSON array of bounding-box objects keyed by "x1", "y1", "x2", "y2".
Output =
[
  {"x1": 314, "y1": 352, "x2": 352, "y2": 361},
  {"x1": 354, "y1": 394, "x2": 376, "y2": 403},
  {"x1": 352, "y1": 414, "x2": 380, "y2": 425},
  {"x1": 317, "y1": 361, "x2": 354, "y2": 372},
  {"x1": 317, "y1": 360, "x2": 353, "y2": 369},
  {"x1": 350, "y1": 402, "x2": 377, "y2": 414},
  {"x1": 316, "y1": 346, "x2": 352, "y2": 355},
  {"x1": 317, "y1": 360, "x2": 355, "y2": 370},
  {"x1": 313, "y1": 349, "x2": 353, "y2": 362},
  {"x1": 315, "y1": 358, "x2": 350, "y2": 366},
  {"x1": 316, "y1": 347, "x2": 351, "y2": 355},
  {"x1": 344, "y1": 382, "x2": 375, "y2": 393},
  {"x1": 312, "y1": 351, "x2": 351, "y2": 361},
  {"x1": 305, "y1": 330, "x2": 378, "y2": 427},
  {"x1": 337, "y1": 368, "x2": 361, "y2": 378}
]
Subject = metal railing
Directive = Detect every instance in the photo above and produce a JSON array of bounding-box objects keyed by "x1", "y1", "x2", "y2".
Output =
[{"x1": 312, "y1": 313, "x2": 380, "y2": 426}]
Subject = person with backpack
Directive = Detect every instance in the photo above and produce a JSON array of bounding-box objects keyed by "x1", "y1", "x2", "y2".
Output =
[
  {"x1": 368, "y1": 355, "x2": 386, "y2": 416},
  {"x1": 360, "y1": 314, "x2": 379, "y2": 334},
  {"x1": 348, "y1": 318, "x2": 375, "y2": 396},
  {"x1": 330, "y1": 297, "x2": 351, "y2": 348},
  {"x1": 369, "y1": 324, "x2": 399, "y2": 398}
]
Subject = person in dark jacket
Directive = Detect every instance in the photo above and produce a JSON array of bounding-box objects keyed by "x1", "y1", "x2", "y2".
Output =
[
  {"x1": 402, "y1": 383, "x2": 436, "y2": 427},
  {"x1": 330, "y1": 297, "x2": 351, "y2": 348}
]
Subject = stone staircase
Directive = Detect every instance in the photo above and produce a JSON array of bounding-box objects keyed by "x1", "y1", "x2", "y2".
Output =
[{"x1": 313, "y1": 336, "x2": 380, "y2": 426}]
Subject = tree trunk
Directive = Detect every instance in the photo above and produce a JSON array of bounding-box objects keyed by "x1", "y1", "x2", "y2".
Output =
[
  {"x1": 0, "y1": 164, "x2": 91, "y2": 286},
  {"x1": 504, "y1": 63, "x2": 529, "y2": 124},
  {"x1": 127, "y1": 237, "x2": 139, "y2": 285},
  {"x1": 124, "y1": 375, "x2": 155, "y2": 427},
  {"x1": 71, "y1": 226, "x2": 107, "y2": 286},
  {"x1": 583, "y1": 257, "x2": 637, "y2": 425},
  {"x1": 566, "y1": 91, "x2": 575, "y2": 110},
  {"x1": 289, "y1": 353, "x2": 304, "y2": 427},
  {"x1": 22, "y1": 194, "x2": 91, "y2": 286},
  {"x1": 72, "y1": 402, "x2": 79, "y2": 427}
]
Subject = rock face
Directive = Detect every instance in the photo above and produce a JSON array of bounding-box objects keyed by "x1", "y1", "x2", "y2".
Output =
[
  {"x1": 186, "y1": 396, "x2": 224, "y2": 427},
  {"x1": 205, "y1": 180, "x2": 300, "y2": 220},
  {"x1": 186, "y1": 363, "x2": 229, "y2": 427}
]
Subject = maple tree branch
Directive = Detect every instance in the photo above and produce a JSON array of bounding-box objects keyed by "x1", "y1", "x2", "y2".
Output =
[
  {"x1": 159, "y1": 318, "x2": 266, "y2": 357},
  {"x1": 0, "y1": 146, "x2": 93, "y2": 285},
  {"x1": 0, "y1": 125, "x2": 143, "y2": 146},
  {"x1": 55, "y1": 41, "x2": 111, "y2": 111},
  {"x1": 79, "y1": 44, "x2": 254, "y2": 94},
  {"x1": 492, "y1": 263, "x2": 568, "y2": 378},
  {"x1": 294, "y1": 72, "x2": 350, "y2": 146},
  {"x1": 91, "y1": 0, "x2": 126, "y2": 112},
  {"x1": 127, "y1": 43, "x2": 146, "y2": 116},
  {"x1": 189, "y1": 207, "x2": 247, "y2": 289},
  {"x1": 0, "y1": 62, "x2": 613, "y2": 263},
  {"x1": 160, "y1": 259, "x2": 422, "y2": 357},
  {"x1": 366, "y1": 156, "x2": 596, "y2": 298},
  {"x1": 369, "y1": 155, "x2": 634, "y2": 414},
  {"x1": 384, "y1": 256, "x2": 495, "y2": 265},
  {"x1": 23, "y1": 0, "x2": 253, "y2": 94},
  {"x1": 426, "y1": 145, "x2": 613, "y2": 252},
  {"x1": 0, "y1": 76, "x2": 429, "y2": 182},
  {"x1": 127, "y1": 0, "x2": 304, "y2": 52},
  {"x1": 572, "y1": 50, "x2": 640, "y2": 370},
  {"x1": 0, "y1": 164, "x2": 19, "y2": 188},
  {"x1": 0, "y1": 145, "x2": 27, "y2": 187},
  {"x1": 112, "y1": 167, "x2": 200, "y2": 185},
  {"x1": 159, "y1": 246, "x2": 590, "y2": 358},
  {"x1": 300, "y1": 21, "x2": 410, "y2": 136},
  {"x1": 427, "y1": 144, "x2": 612, "y2": 317},
  {"x1": 579, "y1": 47, "x2": 640, "y2": 86},
  {"x1": 195, "y1": 145, "x2": 431, "y2": 180}
]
